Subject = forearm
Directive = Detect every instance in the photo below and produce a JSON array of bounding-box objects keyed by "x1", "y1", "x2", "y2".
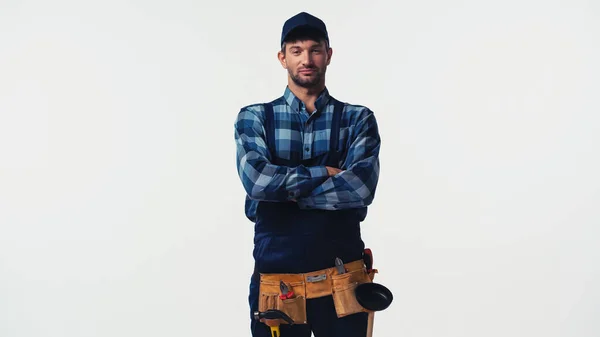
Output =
[
  {"x1": 237, "y1": 150, "x2": 329, "y2": 201},
  {"x1": 234, "y1": 108, "x2": 329, "y2": 201},
  {"x1": 296, "y1": 109, "x2": 381, "y2": 210},
  {"x1": 296, "y1": 157, "x2": 379, "y2": 210}
]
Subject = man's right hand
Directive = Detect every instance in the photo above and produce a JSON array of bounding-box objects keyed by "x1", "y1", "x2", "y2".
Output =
[{"x1": 326, "y1": 166, "x2": 342, "y2": 176}]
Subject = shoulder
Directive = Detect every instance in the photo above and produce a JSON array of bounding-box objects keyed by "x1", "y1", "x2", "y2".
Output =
[
  {"x1": 333, "y1": 98, "x2": 376, "y2": 126},
  {"x1": 235, "y1": 97, "x2": 284, "y2": 125}
]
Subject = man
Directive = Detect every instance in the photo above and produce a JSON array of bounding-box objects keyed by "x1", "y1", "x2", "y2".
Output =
[{"x1": 234, "y1": 12, "x2": 381, "y2": 337}]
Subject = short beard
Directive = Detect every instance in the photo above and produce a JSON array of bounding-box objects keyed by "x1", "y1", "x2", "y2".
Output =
[{"x1": 289, "y1": 68, "x2": 325, "y2": 89}]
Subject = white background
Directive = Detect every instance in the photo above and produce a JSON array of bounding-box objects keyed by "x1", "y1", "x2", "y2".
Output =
[{"x1": 1, "y1": 0, "x2": 598, "y2": 336}]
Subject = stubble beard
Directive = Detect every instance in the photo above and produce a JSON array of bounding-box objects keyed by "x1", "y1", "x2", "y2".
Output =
[{"x1": 289, "y1": 67, "x2": 326, "y2": 89}]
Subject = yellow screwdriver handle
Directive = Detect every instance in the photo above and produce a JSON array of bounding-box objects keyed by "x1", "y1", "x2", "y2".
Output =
[{"x1": 270, "y1": 326, "x2": 280, "y2": 337}]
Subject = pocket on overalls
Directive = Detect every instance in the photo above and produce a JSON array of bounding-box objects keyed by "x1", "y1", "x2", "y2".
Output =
[{"x1": 331, "y1": 268, "x2": 371, "y2": 318}]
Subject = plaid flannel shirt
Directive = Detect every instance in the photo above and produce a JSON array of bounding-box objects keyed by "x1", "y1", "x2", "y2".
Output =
[{"x1": 234, "y1": 86, "x2": 381, "y2": 220}]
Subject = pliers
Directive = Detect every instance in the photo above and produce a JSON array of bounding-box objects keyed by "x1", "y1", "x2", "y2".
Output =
[{"x1": 279, "y1": 280, "x2": 294, "y2": 300}]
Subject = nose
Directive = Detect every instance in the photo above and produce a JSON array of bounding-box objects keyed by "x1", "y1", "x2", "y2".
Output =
[{"x1": 300, "y1": 50, "x2": 314, "y2": 66}]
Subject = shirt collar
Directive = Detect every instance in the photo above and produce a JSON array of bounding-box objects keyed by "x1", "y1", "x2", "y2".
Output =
[{"x1": 283, "y1": 86, "x2": 331, "y2": 115}]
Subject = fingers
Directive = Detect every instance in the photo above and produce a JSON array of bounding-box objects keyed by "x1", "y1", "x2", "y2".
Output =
[{"x1": 326, "y1": 166, "x2": 343, "y2": 176}]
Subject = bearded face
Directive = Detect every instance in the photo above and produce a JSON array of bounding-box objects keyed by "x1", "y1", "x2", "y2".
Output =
[{"x1": 280, "y1": 39, "x2": 331, "y2": 89}]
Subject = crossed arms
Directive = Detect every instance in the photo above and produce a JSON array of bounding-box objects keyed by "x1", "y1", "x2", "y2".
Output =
[{"x1": 234, "y1": 106, "x2": 381, "y2": 210}]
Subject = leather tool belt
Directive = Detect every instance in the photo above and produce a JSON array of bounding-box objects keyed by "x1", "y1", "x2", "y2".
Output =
[{"x1": 258, "y1": 259, "x2": 378, "y2": 324}]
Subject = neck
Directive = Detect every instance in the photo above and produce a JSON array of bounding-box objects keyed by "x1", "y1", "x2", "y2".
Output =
[{"x1": 287, "y1": 79, "x2": 325, "y2": 114}]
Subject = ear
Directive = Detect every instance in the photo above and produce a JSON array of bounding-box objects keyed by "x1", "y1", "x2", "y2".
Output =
[
  {"x1": 326, "y1": 47, "x2": 333, "y2": 66},
  {"x1": 277, "y1": 50, "x2": 287, "y2": 69}
]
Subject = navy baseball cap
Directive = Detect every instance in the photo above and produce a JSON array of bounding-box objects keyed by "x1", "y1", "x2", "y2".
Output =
[{"x1": 281, "y1": 12, "x2": 329, "y2": 46}]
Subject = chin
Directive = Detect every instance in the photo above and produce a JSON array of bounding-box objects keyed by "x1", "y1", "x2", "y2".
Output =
[{"x1": 297, "y1": 81, "x2": 320, "y2": 89}]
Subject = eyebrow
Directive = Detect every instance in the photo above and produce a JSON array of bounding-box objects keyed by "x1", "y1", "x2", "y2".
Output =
[{"x1": 289, "y1": 44, "x2": 324, "y2": 50}]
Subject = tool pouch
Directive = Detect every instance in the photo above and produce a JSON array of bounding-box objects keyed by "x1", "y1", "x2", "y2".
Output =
[
  {"x1": 258, "y1": 260, "x2": 377, "y2": 322},
  {"x1": 258, "y1": 279, "x2": 307, "y2": 324},
  {"x1": 331, "y1": 267, "x2": 374, "y2": 318}
]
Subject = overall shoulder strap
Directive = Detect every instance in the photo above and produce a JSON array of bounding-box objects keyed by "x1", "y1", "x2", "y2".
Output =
[
  {"x1": 329, "y1": 99, "x2": 345, "y2": 152},
  {"x1": 262, "y1": 102, "x2": 276, "y2": 156}
]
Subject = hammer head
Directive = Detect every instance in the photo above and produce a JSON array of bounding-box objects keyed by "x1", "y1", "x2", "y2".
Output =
[{"x1": 253, "y1": 309, "x2": 294, "y2": 325}]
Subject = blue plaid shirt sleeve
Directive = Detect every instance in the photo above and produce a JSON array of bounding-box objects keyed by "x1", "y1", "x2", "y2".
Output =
[
  {"x1": 296, "y1": 109, "x2": 381, "y2": 210},
  {"x1": 234, "y1": 106, "x2": 330, "y2": 201}
]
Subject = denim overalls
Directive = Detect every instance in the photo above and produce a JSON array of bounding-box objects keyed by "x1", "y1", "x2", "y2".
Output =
[{"x1": 248, "y1": 98, "x2": 368, "y2": 336}]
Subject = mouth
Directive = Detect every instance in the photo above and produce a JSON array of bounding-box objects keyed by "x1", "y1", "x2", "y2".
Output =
[{"x1": 298, "y1": 68, "x2": 316, "y2": 74}]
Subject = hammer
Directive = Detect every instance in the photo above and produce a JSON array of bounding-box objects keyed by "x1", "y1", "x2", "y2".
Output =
[{"x1": 253, "y1": 309, "x2": 294, "y2": 337}]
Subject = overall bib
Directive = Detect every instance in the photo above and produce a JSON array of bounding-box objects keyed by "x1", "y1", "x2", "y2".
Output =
[{"x1": 248, "y1": 99, "x2": 368, "y2": 337}]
